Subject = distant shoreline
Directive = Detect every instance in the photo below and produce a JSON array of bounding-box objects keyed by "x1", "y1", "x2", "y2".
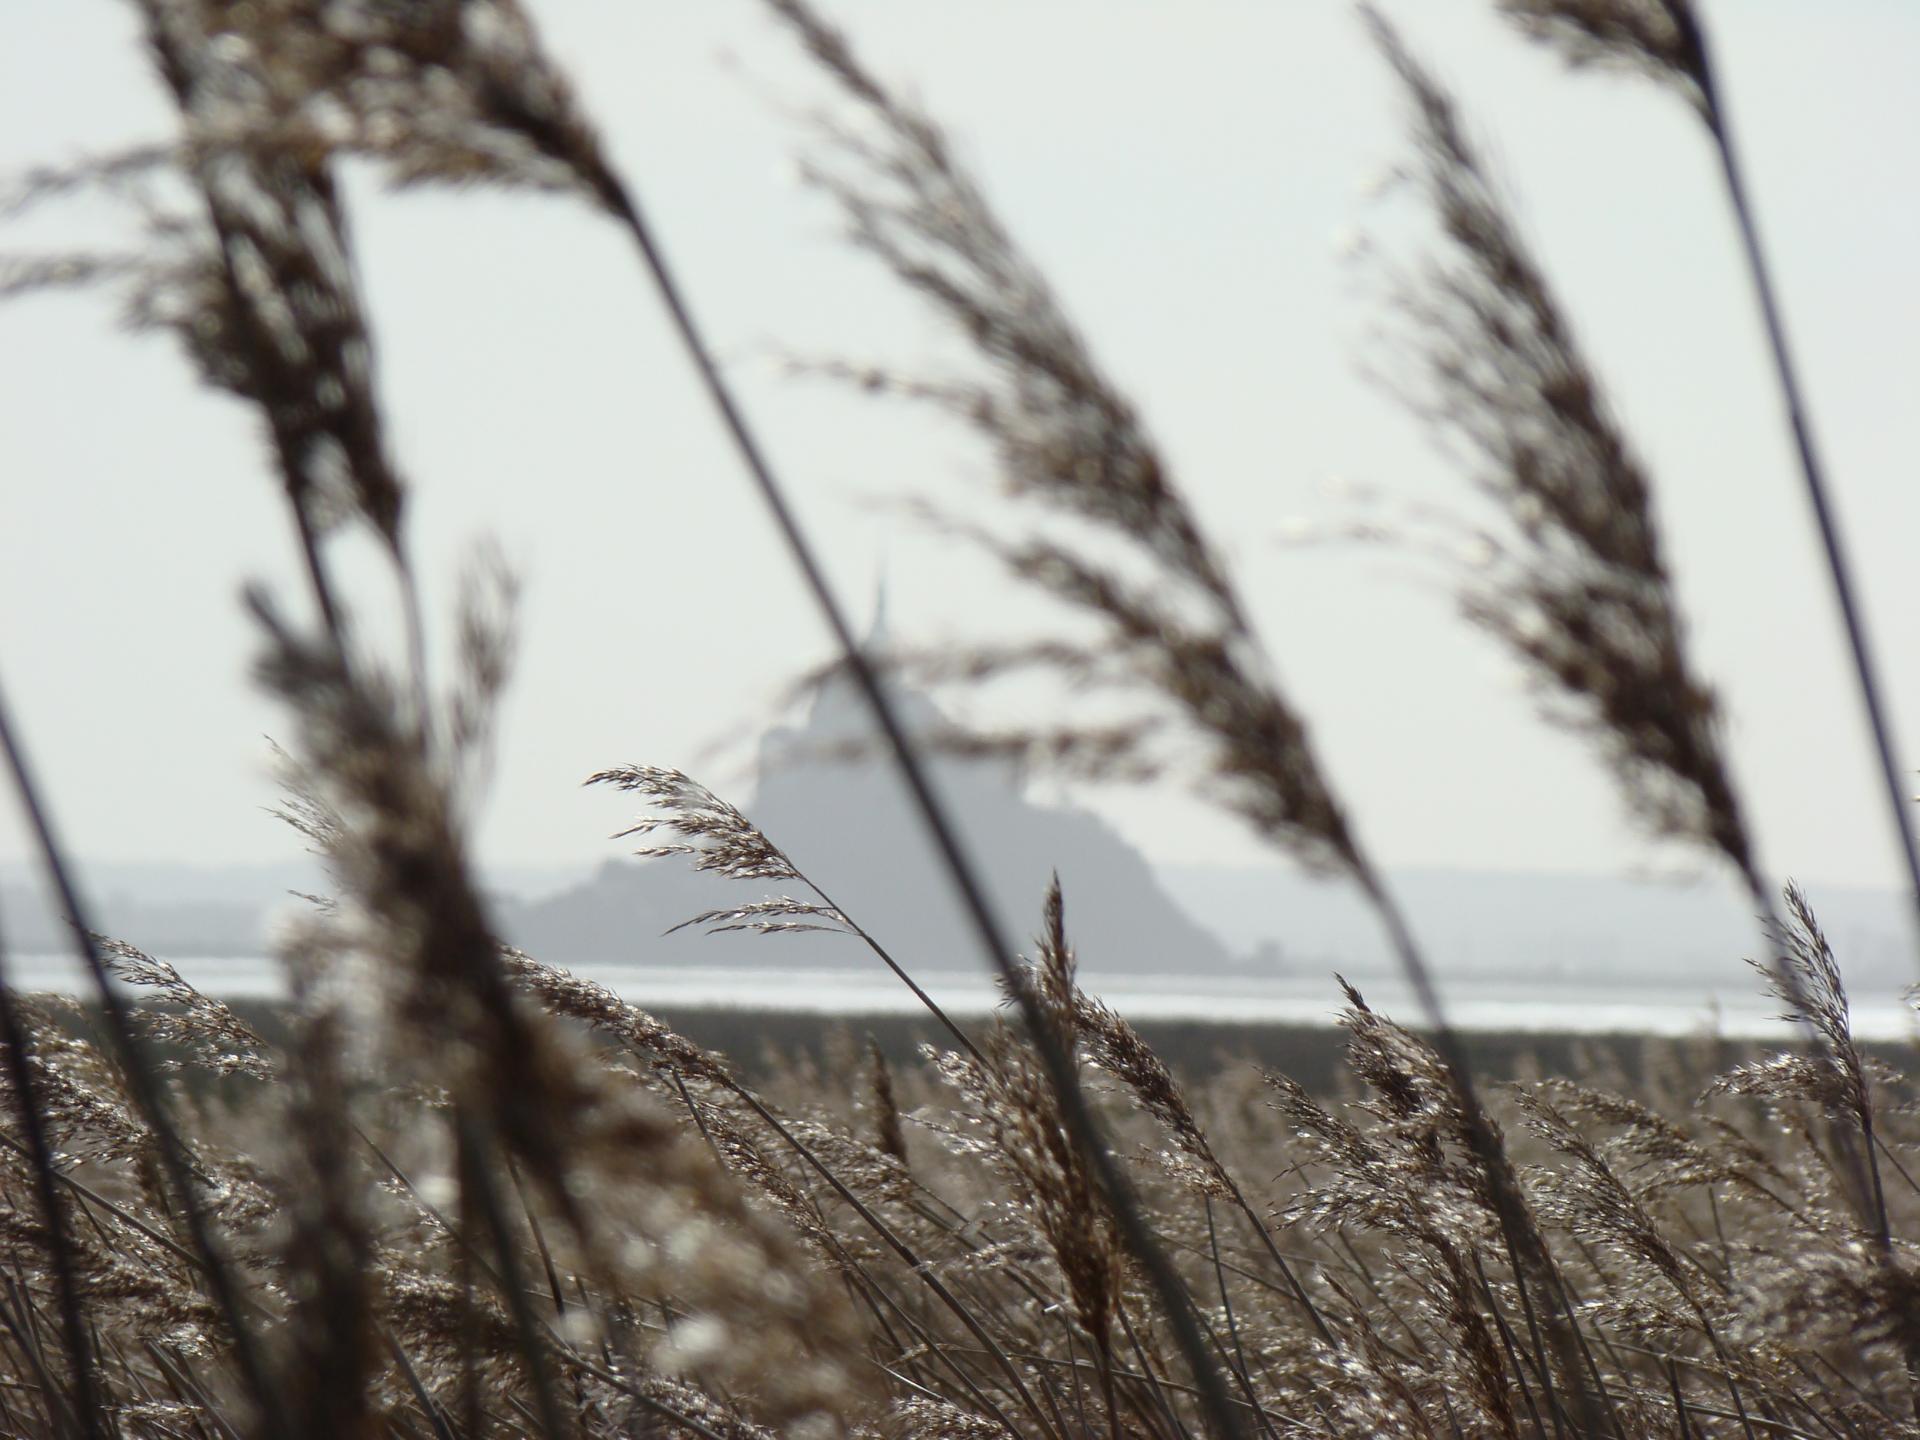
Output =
[{"x1": 19, "y1": 952, "x2": 1916, "y2": 1043}]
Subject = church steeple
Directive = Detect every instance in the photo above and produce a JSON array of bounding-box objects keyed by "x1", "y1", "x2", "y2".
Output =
[{"x1": 781, "y1": 570, "x2": 956, "y2": 756}]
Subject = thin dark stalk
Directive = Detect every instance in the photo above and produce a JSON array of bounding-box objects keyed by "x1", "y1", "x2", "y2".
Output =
[
  {"x1": 1065, "y1": 1332, "x2": 1094, "y2": 1440},
  {"x1": 1546, "y1": 1262, "x2": 1632, "y2": 1440},
  {"x1": 1168, "y1": 1227, "x2": 1356, "y2": 1300},
  {"x1": 667, "y1": 1073, "x2": 993, "y2": 1424},
  {"x1": 1699, "y1": 1318, "x2": 1761, "y2": 1440},
  {"x1": 0, "y1": 1340, "x2": 24, "y2": 1437},
  {"x1": 1685, "y1": 22, "x2": 1920, "y2": 967},
  {"x1": 290, "y1": 506, "x2": 344, "y2": 650},
  {"x1": 722, "y1": 1079, "x2": 1059, "y2": 1440},
  {"x1": 596, "y1": 178, "x2": 1247, "y2": 1440},
  {"x1": 1033, "y1": 1328, "x2": 1081, "y2": 1440},
  {"x1": 1874, "y1": 1132, "x2": 1920, "y2": 1202},
  {"x1": 1635, "y1": 1405, "x2": 1827, "y2": 1440},
  {"x1": 1204, "y1": 1199, "x2": 1283, "y2": 1440},
  {"x1": 1668, "y1": 1358, "x2": 1697, "y2": 1440},
  {"x1": 507, "y1": 1160, "x2": 569, "y2": 1320},
  {"x1": 806, "y1": 878, "x2": 989, "y2": 1070},
  {"x1": 1473, "y1": 1257, "x2": 1550, "y2": 1440},
  {"x1": 385, "y1": 1329, "x2": 460, "y2": 1440},
  {"x1": 455, "y1": 1109, "x2": 571, "y2": 1440},
  {"x1": 456, "y1": 1168, "x2": 483, "y2": 1440},
  {"x1": 992, "y1": 1346, "x2": 1281, "y2": 1425},
  {"x1": 145, "y1": 1343, "x2": 246, "y2": 1440},
  {"x1": 873, "y1": 1358, "x2": 966, "y2": 1413},
  {"x1": 1205, "y1": 1205, "x2": 1267, "y2": 1440},
  {"x1": 1800, "y1": 1350, "x2": 1902, "y2": 1431},
  {"x1": 869, "y1": 1283, "x2": 1023, "y2": 1435},
  {"x1": 1221, "y1": 1173, "x2": 1334, "y2": 1346},
  {"x1": 859, "y1": 1274, "x2": 996, "y2": 1424},
  {"x1": 99, "y1": 1334, "x2": 171, "y2": 1440},
  {"x1": 0, "y1": 1273, "x2": 70, "y2": 1440},
  {"x1": 1364, "y1": 873, "x2": 1605, "y2": 1439},
  {"x1": 1096, "y1": 1347, "x2": 1121, "y2": 1440},
  {"x1": 1115, "y1": 1303, "x2": 1195, "y2": 1440},
  {"x1": 1068, "y1": 1346, "x2": 1164, "y2": 1440},
  {"x1": 0, "y1": 1131, "x2": 202, "y2": 1272},
  {"x1": 0, "y1": 677, "x2": 283, "y2": 1435},
  {"x1": 668, "y1": 1072, "x2": 724, "y2": 1159},
  {"x1": 0, "y1": 904, "x2": 102, "y2": 1440},
  {"x1": 1333, "y1": 1231, "x2": 1433, "y2": 1360},
  {"x1": 1552, "y1": 1243, "x2": 1642, "y2": 1394}
]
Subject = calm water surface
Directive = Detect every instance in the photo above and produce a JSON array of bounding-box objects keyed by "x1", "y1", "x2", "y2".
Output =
[{"x1": 14, "y1": 954, "x2": 1917, "y2": 1040}]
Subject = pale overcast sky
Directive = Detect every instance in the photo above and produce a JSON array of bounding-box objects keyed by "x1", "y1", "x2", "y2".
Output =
[{"x1": 1, "y1": 2, "x2": 1916, "y2": 890}]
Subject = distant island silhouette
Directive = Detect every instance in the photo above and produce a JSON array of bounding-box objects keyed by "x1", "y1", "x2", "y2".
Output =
[
  {"x1": 505, "y1": 623, "x2": 1237, "y2": 977},
  {"x1": 8, "y1": 617, "x2": 1911, "y2": 991}
]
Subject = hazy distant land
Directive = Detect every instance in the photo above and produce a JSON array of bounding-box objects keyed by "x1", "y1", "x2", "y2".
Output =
[
  {"x1": 6, "y1": 855, "x2": 1910, "y2": 996},
  {"x1": 5, "y1": 660, "x2": 1913, "y2": 999}
]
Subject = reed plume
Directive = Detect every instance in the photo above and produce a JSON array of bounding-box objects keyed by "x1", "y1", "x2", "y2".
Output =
[
  {"x1": 1366, "y1": 8, "x2": 1755, "y2": 888},
  {"x1": 1365, "y1": 8, "x2": 1892, "y2": 1258},
  {"x1": 0, "y1": 4, "x2": 1911, "y2": 1438},
  {"x1": 1493, "y1": 0, "x2": 1920, "y2": 977}
]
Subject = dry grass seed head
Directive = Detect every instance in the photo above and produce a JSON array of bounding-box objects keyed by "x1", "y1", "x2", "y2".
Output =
[
  {"x1": 1520, "y1": 1078, "x2": 1740, "y2": 1200},
  {"x1": 1316, "y1": 1274, "x2": 1444, "y2": 1440},
  {"x1": 1511, "y1": 1086, "x2": 1698, "y2": 1308},
  {"x1": 590, "y1": 766, "x2": 805, "y2": 884},
  {"x1": 889, "y1": 1396, "x2": 1009, "y2": 1440},
  {"x1": 245, "y1": 593, "x2": 691, "y2": 1390},
  {"x1": 771, "y1": 0, "x2": 1370, "y2": 882},
  {"x1": 865, "y1": 1038, "x2": 908, "y2": 1168},
  {"x1": 1496, "y1": 0, "x2": 1709, "y2": 113},
  {"x1": 1072, "y1": 990, "x2": 1228, "y2": 1200},
  {"x1": 929, "y1": 1022, "x2": 1124, "y2": 1357},
  {"x1": 766, "y1": 0, "x2": 1229, "y2": 601},
  {"x1": 590, "y1": 767, "x2": 856, "y2": 939},
  {"x1": 136, "y1": 0, "x2": 409, "y2": 556},
  {"x1": 274, "y1": 994, "x2": 377, "y2": 1440},
  {"x1": 1006, "y1": 881, "x2": 1237, "y2": 1200},
  {"x1": 1711, "y1": 884, "x2": 1874, "y2": 1129},
  {"x1": 147, "y1": 0, "x2": 622, "y2": 205},
  {"x1": 500, "y1": 947, "x2": 736, "y2": 1091},
  {"x1": 99, "y1": 937, "x2": 276, "y2": 1081},
  {"x1": 1337, "y1": 982, "x2": 1506, "y2": 1236},
  {"x1": 442, "y1": 545, "x2": 520, "y2": 802},
  {"x1": 1729, "y1": 1243, "x2": 1920, "y2": 1366},
  {"x1": 501, "y1": 949, "x2": 875, "y2": 1430},
  {"x1": 10, "y1": 1003, "x2": 156, "y2": 1169},
  {"x1": 1262, "y1": 1076, "x2": 1515, "y2": 1438},
  {"x1": 545, "y1": 1060, "x2": 875, "y2": 1436},
  {"x1": 1367, "y1": 8, "x2": 1758, "y2": 885}
]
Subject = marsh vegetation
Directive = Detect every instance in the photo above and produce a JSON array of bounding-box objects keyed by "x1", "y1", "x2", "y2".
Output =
[{"x1": 0, "y1": 2, "x2": 1915, "y2": 1437}]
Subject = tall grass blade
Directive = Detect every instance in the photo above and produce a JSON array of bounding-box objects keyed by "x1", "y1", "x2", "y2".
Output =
[{"x1": 0, "y1": 678, "x2": 284, "y2": 1433}]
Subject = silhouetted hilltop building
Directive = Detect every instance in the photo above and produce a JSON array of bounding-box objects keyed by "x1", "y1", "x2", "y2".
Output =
[{"x1": 506, "y1": 628, "x2": 1235, "y2": 977}]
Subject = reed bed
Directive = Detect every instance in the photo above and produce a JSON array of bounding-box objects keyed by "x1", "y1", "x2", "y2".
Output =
[{"x1": 0, "y1": 1, "x2": 1913, "y2": 1436}]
